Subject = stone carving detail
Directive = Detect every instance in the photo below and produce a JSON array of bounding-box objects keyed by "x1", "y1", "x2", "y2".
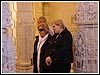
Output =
[
  {"x1": 74, "y1": 2, "x2": 98, "y2": 25},
  {"x1": 2, "y1": 2, "x2": 16, "y2": 73},
  {"x1": 73, "y1": 2, "x2": 98, "y2": 73}
]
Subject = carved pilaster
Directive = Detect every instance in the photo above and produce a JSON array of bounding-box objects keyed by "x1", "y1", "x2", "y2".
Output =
[
  {"x1": 73, "y1": 2, "x2": 98, "y2": 73},
  {"x1": 2, "y1": 2, "x2": 16, "y2": 73}
]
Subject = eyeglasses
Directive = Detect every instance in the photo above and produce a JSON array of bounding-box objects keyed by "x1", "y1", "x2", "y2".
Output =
[{"x1": 38, "y1": 29, "x2": 45, "y2": 31}]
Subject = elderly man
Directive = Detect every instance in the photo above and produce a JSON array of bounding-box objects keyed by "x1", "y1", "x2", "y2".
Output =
[{"x1": 45, "y1": 19, "x2": 73, "y2": 73}]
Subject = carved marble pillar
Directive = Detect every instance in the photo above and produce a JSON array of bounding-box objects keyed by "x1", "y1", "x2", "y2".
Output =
[
  {"x1": 2, "y1": 2, "x2": 16, "y2": 73},
  {"x1": 73, "y1": 2, "x2": 98, "y2": 73},
  {"x1": 16, "y1": 2, "x2": 34, "y2": 73}
]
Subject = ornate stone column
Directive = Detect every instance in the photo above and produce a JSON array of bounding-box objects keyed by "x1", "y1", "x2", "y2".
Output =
[
  {"x1": 73, "y1": 2, "x2": 98, "y2": 73},
  {"x1": 2, "y1": 2, "x2": 16, "y2": 73},
  {"x1": 16, "y1": 2, "x2": 34, "y2": 73}
]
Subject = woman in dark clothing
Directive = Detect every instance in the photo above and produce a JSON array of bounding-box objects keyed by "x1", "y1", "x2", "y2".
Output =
[
  {"x1": 45, "y1": 19, "x2": 73, "y2": 73},
  {"x1": 33, "y1": 23, "x2": 53, "y2": 73}
]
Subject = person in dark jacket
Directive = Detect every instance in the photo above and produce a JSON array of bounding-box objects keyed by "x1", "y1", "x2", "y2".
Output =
[
  {"x1": 45, "y1": 19, "x2": 73, "y2": 73},
  {"x1": 33, "y1": 23, "x2": 53, "y2": 73}
]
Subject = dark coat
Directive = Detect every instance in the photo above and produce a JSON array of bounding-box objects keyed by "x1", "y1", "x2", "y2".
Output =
[
  {"x1": 33, "y1": 34, "x2": 52, "y2": 73},
  {"x1": 47, "y1": 28, "x2": 73, "y2": 72}
]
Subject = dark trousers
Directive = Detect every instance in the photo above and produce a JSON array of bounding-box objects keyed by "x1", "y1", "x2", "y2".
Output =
[{"x1": 50, "y1": 63, "x2": 71, "y2": 73}]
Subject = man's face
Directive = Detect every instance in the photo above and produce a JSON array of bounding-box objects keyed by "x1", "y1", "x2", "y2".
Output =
[
  {"x1": 38, "y1": 18, "x2": 46, "y2": 24},
  {"x1": 52, "y1": 23, "x2": 61, "y2": 34}
]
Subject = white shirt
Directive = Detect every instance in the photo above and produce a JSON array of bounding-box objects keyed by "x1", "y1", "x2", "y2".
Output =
[{"x1": 37, "y1": 33, "x2": 49, "y2": 73}]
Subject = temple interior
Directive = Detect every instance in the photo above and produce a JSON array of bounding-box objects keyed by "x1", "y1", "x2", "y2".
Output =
[{"x1": 2, "y1": 1, "x2": 98, "y2": 73}]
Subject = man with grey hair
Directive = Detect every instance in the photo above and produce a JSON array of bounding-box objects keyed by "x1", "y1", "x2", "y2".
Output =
[{"x1": 45, "y1": 19, "x2": 73, "y2": 73}]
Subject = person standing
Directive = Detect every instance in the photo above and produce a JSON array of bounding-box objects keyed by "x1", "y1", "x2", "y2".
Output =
[
  {"x1": 33, "y1": 23, "x2": 52, "y2": 73},
  {"x1": 45, "y1": 19, "x2": 73, "y2": 73},
  {"x1": 37, "y1": 16, "x2": 54, "y2": 36}
]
